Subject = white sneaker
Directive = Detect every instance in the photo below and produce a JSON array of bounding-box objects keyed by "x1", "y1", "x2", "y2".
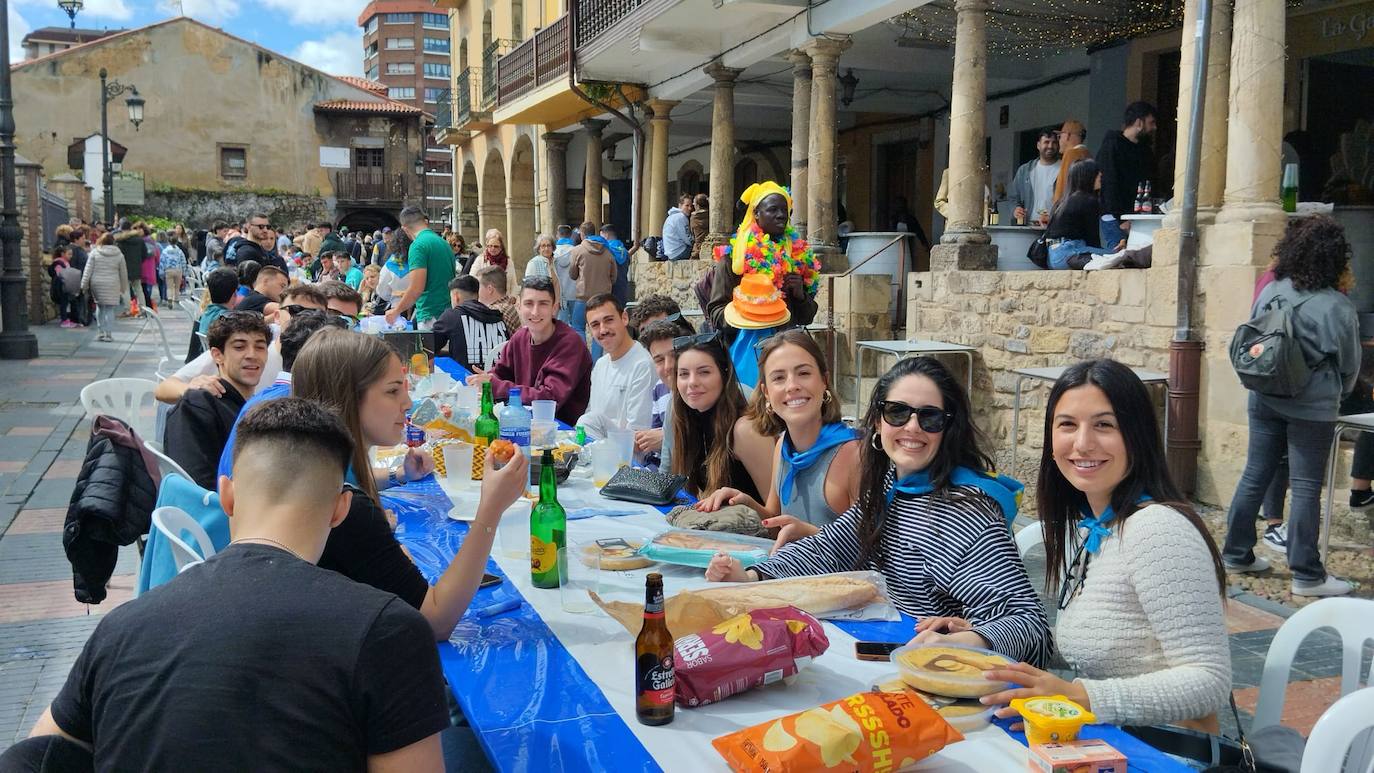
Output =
[
  {"x1": 1224, "y1": 555, "x2": 1271, "y2": 573},
  {"x1": 1292, "y1": 576, "x2": 1354, "y2": 597},
  {"x1": 1084, "y1": 251, "x2": 1127, "y2": 271}
]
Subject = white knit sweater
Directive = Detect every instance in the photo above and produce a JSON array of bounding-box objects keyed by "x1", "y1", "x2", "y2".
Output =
[{"x1": 1055, "y1": 504, "x2": 1232, "y2": 726}]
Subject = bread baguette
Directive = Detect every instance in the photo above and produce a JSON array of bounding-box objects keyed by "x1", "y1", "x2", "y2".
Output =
[
  {"x1": 654, "y1": 531, "x2": 759, "y2": 552},
  {"x1": 695, "y1": 575, "x2": 879, "y2": 617}
]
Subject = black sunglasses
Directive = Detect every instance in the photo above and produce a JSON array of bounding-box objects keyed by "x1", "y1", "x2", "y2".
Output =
[
  {"x1": 878, "y1": 400, "x2": 952, "y2": 433},
  {"x1": 672, "y1": 331, "x2": 720, "y2": 352}
]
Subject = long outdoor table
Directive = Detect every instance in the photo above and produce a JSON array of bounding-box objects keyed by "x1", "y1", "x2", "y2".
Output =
[{"x1": 409, "y1": 358, "x2": 1188, "y2": 771}]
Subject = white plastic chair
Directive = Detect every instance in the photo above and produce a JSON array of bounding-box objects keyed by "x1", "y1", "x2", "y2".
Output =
[
  {"x1": 143, "y1": 439, "x2": 192, "y2": 484},
  {"x1": 178, "y1": 297, "x2": 200, "y2": 324},
  {"x1": 1300, "y1": 686, "x2": 1374, "y2": 773},
  {"x1": 151, "y1": 505, "x2": 216, "y2": 573},
  {"x1": 140, "y1": 308, "x2": 178, "y2": 378},
  {"x1": 1253, "y1": 597, "x2": 1374, "y2": 731},
  {"x1": 1015, "y1": 522, "x2": 1044, "y2": 559},
  {"x1": 80, "y1": 378, "x2": 158, "y2": 442}
]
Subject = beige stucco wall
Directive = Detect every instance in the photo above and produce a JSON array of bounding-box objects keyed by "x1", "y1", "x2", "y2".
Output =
[{"x1": 12, "y1": 18, "x2": 421, "y2": 197}]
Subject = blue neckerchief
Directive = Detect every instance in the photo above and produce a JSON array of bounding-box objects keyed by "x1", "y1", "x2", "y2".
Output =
[
  {"x1": 885, "y1": 466, "x2": 1024, "y2": 526},
  {"x1": 384, "y1": 256, "x2": 410, "y2": 278},
  {"x1": 729, "y1": 327, "x2": 773, "y2": 389},
  {"x1": 344, "y1": 465, "x2": 360, "y2": 487},
  {"x1": 1078, "y1": 494, "x2": 1152, "y2": 554},
  {"x1": 779, "y1": 422, "x2": 859, "y2": 504},
  {"x1": 555, "y1": 237, "x2": 574, "y2": 246}
]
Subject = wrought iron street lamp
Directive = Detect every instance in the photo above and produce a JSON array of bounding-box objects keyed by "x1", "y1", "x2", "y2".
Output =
[
  {"x1": 58, "y1": 0, "x2": 83, "y2": 29},
  {"x1": 0, "y1": 0, "x2": 37, "y2": 358},
  {"x1": 98, "y1": 67, "x2": 144, "y2": 224}
]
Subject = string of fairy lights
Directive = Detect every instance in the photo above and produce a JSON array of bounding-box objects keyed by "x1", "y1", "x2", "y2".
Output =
[{"x1": 887, "y1": 0, "x2": 1185, "y2": 58}]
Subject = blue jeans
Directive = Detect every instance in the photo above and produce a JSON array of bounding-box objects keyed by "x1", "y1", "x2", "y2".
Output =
[
  {"x1": 1048, "y1": 239, "x2": 1112, "y2": 270},
  {"x1": 570, "y1": 299, "x2": 601, "y2": 359},
  {"x1": 1223, "y1": 394, "x2": 1333, "y2": 582},
  {"x1": 1100, "y1": 216, "x2": 1127, "y2": 251}
]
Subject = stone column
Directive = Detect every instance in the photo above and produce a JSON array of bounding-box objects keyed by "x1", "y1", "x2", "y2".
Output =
[
  {"x1": 1167, "y1": 0, "x2": 1232, "y2": 227},
  {"x1": 804, "y1": 38, "x2": 851, "y2": 271},
  {"x1": 941, "y1": 0, "x2": 991, "y2": 247},
  {"x1": 702, "y1": 62, "x2": 742, "y2": 260},
  {"x1": 647, "y1": 99, "x2": 679, "y2": 239},
  {"x1": 787, "y1": 50, "x2": 812, "y2": 238},
  {"x1": 640, "y1": 109, "x2": 655, "y2": 243},
  {"x1": 582, "y1": 118, "x2": 609, "y2": 225},
  {"x1": 1216, "y1": 0, "x2": 1285, "y2": 226},
  {"x1": 541, "y1": 132, "x2": 571, "y2": 234}
]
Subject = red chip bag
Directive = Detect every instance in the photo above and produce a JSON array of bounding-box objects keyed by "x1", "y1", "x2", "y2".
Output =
[
  {"x1": 712, "y1": 689, "x2": 963, "y2": 773},
  {"x1": 673, "y1": 606, "x2": 829, "y2": 708}
]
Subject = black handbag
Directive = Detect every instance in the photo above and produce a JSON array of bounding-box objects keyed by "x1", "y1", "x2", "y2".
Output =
[
  {"x1": 599, "y1": 467, "x2": 687, "y2": 506},
  {"x1": 1122, "y1": 696, "x2": 1301, "y2": 773},
  {"x1": 1027, "y1": 236, "x2": 1050, "y2": 269}
]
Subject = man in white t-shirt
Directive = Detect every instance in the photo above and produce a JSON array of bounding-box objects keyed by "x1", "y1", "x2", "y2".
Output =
[
  {"x1": 576, "y1": 293, "x2": 656, "y2": 440},
  {"x1": 1012, "y1": 127, "x2": 1062, "y2": 226}
]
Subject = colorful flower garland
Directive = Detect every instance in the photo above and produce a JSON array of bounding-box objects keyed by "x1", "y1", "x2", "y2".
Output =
[{"x1": 714, "y1": 222, "x2": 820, "y2": 296}]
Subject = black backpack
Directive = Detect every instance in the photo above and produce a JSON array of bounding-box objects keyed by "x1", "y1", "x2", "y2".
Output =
[{"x1": 1230, "y1": 294, "x2": 1315, "y2": 397}]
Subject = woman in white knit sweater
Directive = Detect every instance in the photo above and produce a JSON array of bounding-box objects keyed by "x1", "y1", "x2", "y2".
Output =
[{"x1": 981, "y1": 359, "x2": 1231, "y2": 731}]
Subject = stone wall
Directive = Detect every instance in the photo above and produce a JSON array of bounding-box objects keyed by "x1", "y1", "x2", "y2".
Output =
[
  {"x1": 140, "y1": 188, "x2": 330, "y2": 232},
  {"x1": 907, "y1": 265, "x2": 1175, "y2": 487}
]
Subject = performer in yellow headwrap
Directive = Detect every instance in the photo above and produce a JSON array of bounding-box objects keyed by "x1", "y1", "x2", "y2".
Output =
[{"x1": 706, "y1": 182, "x2": 821, "y2": 389}]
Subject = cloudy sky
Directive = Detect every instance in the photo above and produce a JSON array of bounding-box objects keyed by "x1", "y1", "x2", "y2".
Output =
[{"x1": 9, "y1": 0, "x2": 369, "y2": 76}]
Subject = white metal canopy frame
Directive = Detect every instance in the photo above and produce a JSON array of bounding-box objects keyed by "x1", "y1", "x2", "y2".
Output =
[{"x1": 887, "y1": 0, "x2": 1185, "y2": 58}]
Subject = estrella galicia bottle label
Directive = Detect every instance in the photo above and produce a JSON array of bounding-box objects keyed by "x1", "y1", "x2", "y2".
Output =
[{"x1": 637, "y1": 652, "x2": 675, "y2": 706}]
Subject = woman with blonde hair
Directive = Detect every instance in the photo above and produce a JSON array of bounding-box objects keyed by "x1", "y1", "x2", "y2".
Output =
[
  {"x1": 291, "y1": 329, "x2": 528, "y2": 639},
  {"x1": 468, "y1": 228, "x2": 518, "y2": 293}
]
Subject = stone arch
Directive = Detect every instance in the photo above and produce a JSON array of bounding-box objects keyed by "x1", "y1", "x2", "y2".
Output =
[
  {"x1": 733, "y1": 157, "x2": 760, "y2": 203},
  {"x1": 480, "y1": 148, "x2": 508, "y2": 247},
  {"x1": 336, "y1": 208, "x2": 400, "y2": 234},
  {"x1": 677, "y1": 159, "x2": 704, "y2": 201},
  {"x1": 482, "y1": 6, "x2": 492, "y2": 53},
  {"x1": 512, "y1": 0, "x2": 524, "y2": 40},
  {"x1": 458, "y1": 39, "x2": 469, "y2": 72},
  {"x1": 507, "y1": 133, "x2": 537, "y2": 273},
  {"x1": 457, "y1": 154, "x2": 479, "y2": 240}
]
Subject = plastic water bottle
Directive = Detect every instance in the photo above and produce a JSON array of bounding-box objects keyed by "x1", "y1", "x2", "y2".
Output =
[{"x1": 499, "y1": 387, "x2": 531, "y2": 455}]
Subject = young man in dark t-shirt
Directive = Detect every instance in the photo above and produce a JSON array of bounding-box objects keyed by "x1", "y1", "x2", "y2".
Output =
[
  {"x1": 25, "y1": 398, "x2": 448, "y2": 772},
  {"x1": 164, "y1": 311, "x2": 269, "y2": 489},
  {"x1": 234, "y1": 264, "x2": 288, "y2": 316}
]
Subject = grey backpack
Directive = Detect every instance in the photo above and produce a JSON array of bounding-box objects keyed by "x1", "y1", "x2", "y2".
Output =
[{"x1": 1230, "y1": 295, "x2": 1315, "y2": 398}]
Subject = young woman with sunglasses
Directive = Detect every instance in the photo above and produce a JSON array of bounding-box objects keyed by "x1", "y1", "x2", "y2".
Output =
[
  {"x1": 669, "y1": 335, "x2": 775, "y2": 502},
  {"x1": 979, "y1": 359, "x2": 1230, "y2": 730},
  {"x1": 694, "y1": 330, "x2": 861, "y2": 549},
  {"x1": 706, "y1": 357, "x2": 1048, "y2": 665}
]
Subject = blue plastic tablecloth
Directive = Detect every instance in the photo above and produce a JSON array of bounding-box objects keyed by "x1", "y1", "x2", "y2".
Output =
[{"x1": 386, "y1": 475, "x2": 1190, "y2": 773}]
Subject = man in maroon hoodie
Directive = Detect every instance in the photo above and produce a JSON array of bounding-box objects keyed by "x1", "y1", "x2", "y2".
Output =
[{"x1": 466, "y1": 276, "x2": 592, "y2": 425}]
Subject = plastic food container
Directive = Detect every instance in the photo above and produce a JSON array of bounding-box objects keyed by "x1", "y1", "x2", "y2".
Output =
[
  {"x1": 890, "y1": 642, "x2": 1013, "y2": 698},
  {"x1": 1010, "y1": 695, "x2": 1097, "y2": 744},
  {"x1": 638, "y1": 528, "x2": 774, "y2": 569}
]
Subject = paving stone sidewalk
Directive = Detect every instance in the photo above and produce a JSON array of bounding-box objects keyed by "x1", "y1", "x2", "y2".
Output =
[{"x1": 0, "y1": 309, "x2": 1365, "y2": 751}]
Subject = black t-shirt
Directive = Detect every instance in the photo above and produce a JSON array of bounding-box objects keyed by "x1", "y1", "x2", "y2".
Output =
[
  {"x1": 1045, "y1": 192, "x2": 1103, "y2": 248},
  {"x1": 164, "y1": 379, "x2": 247, "y2": 490},
  {"x1": 235, "y1": 291, "x2": 273, "y2": 315},
  {"x1": 318, "y1": 486, "x2": 431, "y2": 610},
  {"x1": 49, "y1": 544, "x2": 448, "y2": 771}
]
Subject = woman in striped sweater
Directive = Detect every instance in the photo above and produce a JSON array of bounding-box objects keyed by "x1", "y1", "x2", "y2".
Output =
[{"x1": 706, "y1": 357, "x2": 1050, "y2": 666}]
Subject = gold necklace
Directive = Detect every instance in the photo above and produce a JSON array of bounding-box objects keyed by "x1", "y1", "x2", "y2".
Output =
[{"x1": 231, "y1": 537, "x2": 304, "y2": 561}]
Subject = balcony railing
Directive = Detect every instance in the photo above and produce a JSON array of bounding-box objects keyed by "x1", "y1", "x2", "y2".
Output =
[
  {"x1": 333, "y1": 169, "x2": 408, "y2": 202},
  {"x1": 496, "y1": 14, "x2": 570, "y2": 105},
  {"x1": 433, "y1": 88, "x2": 454, "y2": 128},
  {"x1": 482, "y1": 40, "x2": 513, "y2": 109},
  {"x1": 426, "y1": 181, "x2": 453, "y2": 200},
  {"x1": 574, "y1": 0, "x2": 649, "y2": 48},
  {"x1": 454, "y1": 67, "x2": 486, "y2": 126}
]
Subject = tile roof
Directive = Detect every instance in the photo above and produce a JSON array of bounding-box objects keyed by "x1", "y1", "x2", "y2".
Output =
[
  {"x1": 314, "y1": 99, "x2": 424, "y2": 115},
  {"x1": 335, "y1": 76, "x2": 388, "y2": 95}
]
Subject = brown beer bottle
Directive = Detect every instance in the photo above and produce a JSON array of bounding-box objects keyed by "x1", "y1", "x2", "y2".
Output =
[{"x1": 635, "y1": 573, "x2": 675, "y2": 726}]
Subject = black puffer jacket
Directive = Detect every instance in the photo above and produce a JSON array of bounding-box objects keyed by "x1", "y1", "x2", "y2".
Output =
[{"x1": 63, "y1": 416, "x2": 160, "y2": 603}]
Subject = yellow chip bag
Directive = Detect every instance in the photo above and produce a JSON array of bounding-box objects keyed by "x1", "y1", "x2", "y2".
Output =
[{"x1": 711, "y1": 689, "x2": 962, "y2": 773}]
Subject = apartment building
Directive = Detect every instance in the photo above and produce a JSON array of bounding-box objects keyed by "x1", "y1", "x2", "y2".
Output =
[{"x1": 359, "y1": 0, "x2": 454, "y2": 218}]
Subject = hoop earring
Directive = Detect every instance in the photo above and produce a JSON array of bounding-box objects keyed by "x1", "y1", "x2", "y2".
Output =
[
  {"x1": 870, "y1": 433, "x2": 882, "y2": 451},
  {"x1": 822, "y1": 390, "x2": 833, "y2": 405}
]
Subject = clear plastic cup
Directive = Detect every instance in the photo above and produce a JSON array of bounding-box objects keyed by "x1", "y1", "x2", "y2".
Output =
[
  {"x1": 608, "y1": 429, "x2": 635, "y2": 467},
  {"x1": 559, "y1": 544, "x2": 600, "y2": 614},
  {"x1": 530, "y1": 420, "x2": 558, "y2": 450},
  {"x1": 442, "y1": 444, "x2": 474, "y2": 486},
  {"x1": 591, "y1": 440, "x2": 620, "y2": 488},
  {"x1": 531, "y1": 400, "x2": 557, "y2": 423},
  {"x1": 497, "y1": 499, "x2": 532, "y2": 560}
]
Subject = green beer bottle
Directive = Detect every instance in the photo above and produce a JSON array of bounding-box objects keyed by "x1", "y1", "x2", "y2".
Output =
[
  {"x1": 471, "y1": 382, "x2": 500, "y2": 479},
  {"x1": 530, "y1": 449, "x2": 566, "y2": 588}
]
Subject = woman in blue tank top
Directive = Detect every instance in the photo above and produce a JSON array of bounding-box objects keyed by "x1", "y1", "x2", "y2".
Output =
[{"x1": 696, "y1": 329, "x2": 861, "y2": 550}]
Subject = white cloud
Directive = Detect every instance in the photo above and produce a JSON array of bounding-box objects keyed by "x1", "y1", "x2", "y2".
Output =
[
  {"x1": 8, "y1": 5, "x2": 31, "y2": 63},
  {"x1": 166, "y1": 0, "x2": 240, "y2": 24},
  {"x1": 292, "y1": 31, "x2": 363, "y2": 77},
  {"x1": 257, "y1": 0, "x2": 368, "y2": 27}
]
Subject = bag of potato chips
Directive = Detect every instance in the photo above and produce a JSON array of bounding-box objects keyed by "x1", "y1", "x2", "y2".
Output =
[
  {"x1": 674, "y1": 606, "x2": 828, "y2": 708},
  {"x1": 711, "y1": 689, "x2": 963, "y2": 773}
]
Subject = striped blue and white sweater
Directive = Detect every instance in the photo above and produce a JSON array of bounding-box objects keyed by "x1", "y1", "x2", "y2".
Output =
[{"x1": 753, "y1": 472, "x2": 1050, "y2": 666}]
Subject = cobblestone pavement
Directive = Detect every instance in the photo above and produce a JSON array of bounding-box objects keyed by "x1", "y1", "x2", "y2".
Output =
[{"x1": 0, "y1": 310, "x2": 1365, "y2": 750}]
